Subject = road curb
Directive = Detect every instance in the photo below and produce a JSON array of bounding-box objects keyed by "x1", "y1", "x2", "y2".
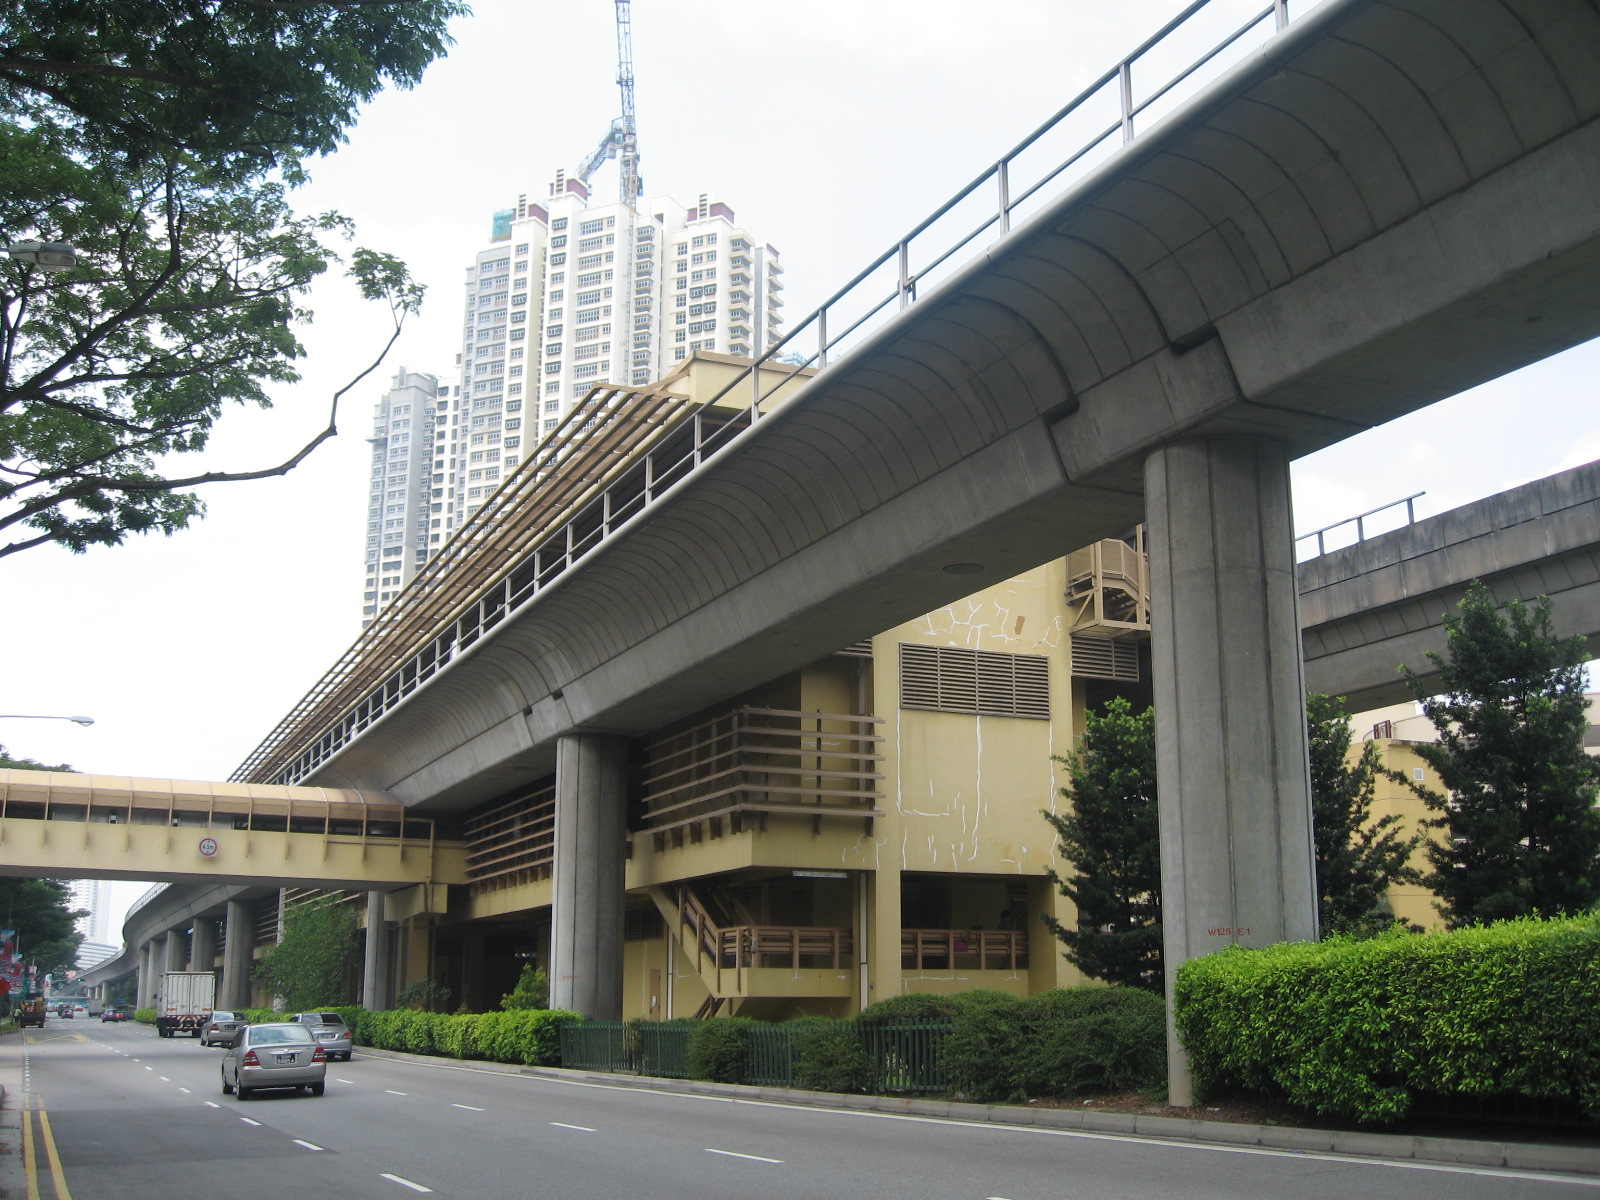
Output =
[{"x1": 355, "y1": 1046, "x2": 1599, "y2": 1177}]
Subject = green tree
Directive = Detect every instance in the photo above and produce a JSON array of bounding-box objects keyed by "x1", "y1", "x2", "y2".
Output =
[
  {"x1": 253, "y1": 898, "x2": 358, "y2": 1011},
  {"x1": 0, "y1": 1, "x2": 459, "y2": 557},
  {"x1": 0, "y1": 744, "x2": 73, "y2": 771},
  {"x1": 1042, "y1": 697, "x2": 1163, "y2": 991},
  {"x1": 500, "y1": 962, "x2": 549, "y2": 1011},
  {"x1": 0, "y1": 878, "x2": 85, "y2": 978},
  {"x1": 1306, "y1": 693, "x2": 1419, "y2": 935},
  {"x1": 1403, "y1": 582, "x2": 1600, "y2": 926}
]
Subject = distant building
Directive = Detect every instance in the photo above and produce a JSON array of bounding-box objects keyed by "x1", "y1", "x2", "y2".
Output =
[
  {"x1": 66, "y1": 879, "x2": 107, "y2": 943},
  {"x1": 442, "y1": 176, "x2": 783, "y2": 535},
  {"x1": 361, "y1": 369, "x2": 454, "y2": 625}
]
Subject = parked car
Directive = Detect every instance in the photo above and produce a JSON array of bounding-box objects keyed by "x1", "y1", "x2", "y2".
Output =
[
  {"x1": 221, "y1": 1023, "x2": 326, "y2": 1099},
  {"x1": 200, "y1": 1010, "x2": 246, "y2": 1046},
  {"x1": 100, "y1": 1008, "x2": 127, "y2": 1023},
  {"x1": 287, "y1": 1012, "x2": 353, "y2": 1061}
]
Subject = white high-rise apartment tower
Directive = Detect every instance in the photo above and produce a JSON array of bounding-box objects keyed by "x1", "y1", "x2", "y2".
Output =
[
  {"x1": 360, "y1": 368, "x2": 454, "y2": 625},
  {"x1": 443, "y1": 173, "x2": 783, "y2": 532}
]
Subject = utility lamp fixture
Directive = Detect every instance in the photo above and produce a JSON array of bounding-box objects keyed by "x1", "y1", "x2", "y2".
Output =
[
  {"x1": 0, "y1": 714, "x2": 95, "y2": 726},
  {"x1": 6, "y1": 241, "x2": 79, "y2": 271},
  {"x1": 793, "y1": 870, "x2": 848, "y2": 879}
]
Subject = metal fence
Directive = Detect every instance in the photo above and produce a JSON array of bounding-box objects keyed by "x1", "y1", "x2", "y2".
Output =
[{"x1": 558, "y1": 1018, "x2": 951, "y2": 1094}]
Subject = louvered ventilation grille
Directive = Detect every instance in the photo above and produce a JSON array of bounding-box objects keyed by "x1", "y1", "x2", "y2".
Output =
[
  {"x1": 899, "y1": 644, "x2": 1050, "y2": 719},
  {"x1": 1069, "y1": 634, "x2": 1141, "y2": 682}
]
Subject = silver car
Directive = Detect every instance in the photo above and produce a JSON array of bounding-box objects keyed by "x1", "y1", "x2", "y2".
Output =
[
  {"x1": 288, "y1": 1011, "x2": 354, "y2": 1061},
  {"x1": 221, "y1": 1023, "x2": 327, "y2": 1099},
  {"x1": 200, "y1": 1010, "x2": 246, "y2": 1047}
]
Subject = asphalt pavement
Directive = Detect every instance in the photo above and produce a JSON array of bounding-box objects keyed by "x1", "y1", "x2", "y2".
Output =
[{"x1": 3, "y1": 1022, "x2": 1598, "y2": 1200}]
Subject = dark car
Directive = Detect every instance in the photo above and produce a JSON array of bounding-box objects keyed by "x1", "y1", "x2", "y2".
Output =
[{"x1": 100, "y1": 1008, "x2": 127, "y2": 1023}]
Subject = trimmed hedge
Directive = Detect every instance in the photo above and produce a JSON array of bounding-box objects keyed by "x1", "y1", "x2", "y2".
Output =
[
  {"x1": 940, "y1": 988, "x2": 1166, "y2": 1102},
  {"x1": 134, "y1": 1007, "x2": 156, "y2": 1025},
  {"x1": 355, "y1": 1007, "x2": 576, "y2": 1066},
  {"x1": 1176, "y1": 915, "x2": 1600, "y2": 1125}
]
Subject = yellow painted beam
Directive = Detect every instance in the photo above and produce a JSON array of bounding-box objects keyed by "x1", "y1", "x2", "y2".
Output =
[{"x1": 0, "y1": 819, "x2": 466, "y2": 888}]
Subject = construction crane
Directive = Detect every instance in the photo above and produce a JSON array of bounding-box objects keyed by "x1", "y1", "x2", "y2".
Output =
[{"x1": 575, "y1": 0, "x2": 642, "y2": 207}]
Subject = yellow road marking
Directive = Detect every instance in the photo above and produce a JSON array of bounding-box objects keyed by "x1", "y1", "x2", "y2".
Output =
[
  {"x1": 24, "y1": 1034, "x2": 89, "y2": 1045},
  {"x1": 38, "y1": 1109, "x2": 74, "y2": 1200},
  {"x1": 22, "y1": 1107, "x2": 40, "y2": 1200}
]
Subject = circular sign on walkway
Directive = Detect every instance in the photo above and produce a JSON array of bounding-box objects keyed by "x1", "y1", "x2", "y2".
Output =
[{"x1": 198, "y1": 836, "x2": 218, "y2": 858}]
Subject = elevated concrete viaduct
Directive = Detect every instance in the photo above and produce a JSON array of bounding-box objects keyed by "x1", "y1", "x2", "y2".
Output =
[
  {"x1": 233, "y1": 0, "x2": 1600, "y2": 1099},
  {"x1": 1303, "y1": 459, "x2": 1600, "y2": 708}
]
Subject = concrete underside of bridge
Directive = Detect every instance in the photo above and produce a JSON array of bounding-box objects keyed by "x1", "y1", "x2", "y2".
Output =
[{"x1": 220, "y1": 0, "x2": 1600, "y2": 1104}]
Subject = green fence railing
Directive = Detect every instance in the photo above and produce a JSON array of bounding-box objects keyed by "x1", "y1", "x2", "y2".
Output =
[
  {"x1": 863, "y1": 1021, "x2": 948, "y2": 1093},
  {"x1": 637, "y1": 1022, "x2": 693, "y2": 1079},
  {"x1": 559, "y1": 1018, "x2": 952, "y2": 1093},
  {"x1": 559, "y1": 1020, "x2": 632, "y2": 1073}
]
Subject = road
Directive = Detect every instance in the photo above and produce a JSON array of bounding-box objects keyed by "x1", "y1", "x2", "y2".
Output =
[{"x1": 3, "y1": 1021, "x2": 1597, "y2": 1200}]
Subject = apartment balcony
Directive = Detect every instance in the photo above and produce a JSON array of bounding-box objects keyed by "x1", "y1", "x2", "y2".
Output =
[{"x1": 640, "y1": 707, "x2": 884, "y2": 848}]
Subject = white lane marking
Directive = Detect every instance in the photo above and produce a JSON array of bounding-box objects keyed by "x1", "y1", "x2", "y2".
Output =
[
  {"x1": 550, "y1": 1122, "x2": 595, "y2": 1131},
  {"x1": 452, "y1": 1103, "x2": 485, "y2": 1111},
  {"x1": 706, "y1": 1149, "x2": 783, "y2": 1164},
  {"x1": 204, "y1": 1102, "x2": 221, "y2": 1108},
  {"x1": 380, "y1": 1173, "x2": 433, "y2": 1193},
  {"x1": 159, "y1": 1076, "x2": 170, "y2": 1081},
  {"x1": 144, "y1": 1066, "x2": 153, "y2": 1071},
  {"x1": 336, "y1": 1078, "x2": 355, "y2": 1084},
  {"x1": 178, "y1": 1087, "x2": 191, "y2": 1094},
  {"x1": 239, "y1": 1118, "x2": 262, "y2": 1126},
  {"x1": 386, "y1": 1089, "x2": 409, "y2": 1096},
  {"x1": 293, "y1": 1139, "x2": 324, "y2": 1152}
]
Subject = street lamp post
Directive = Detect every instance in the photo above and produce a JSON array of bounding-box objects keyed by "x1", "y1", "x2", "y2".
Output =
[{"x1": 0, "y1": 714, "x2": 94, "y2": 726}]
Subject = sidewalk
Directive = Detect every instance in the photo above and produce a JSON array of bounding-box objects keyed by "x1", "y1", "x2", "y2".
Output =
[
  {"x1": 355, "y1": 1045, "x2": 1600, "y2": 1178},
  {"x1": 0, "y1": 1028, "x2": 24, "y2": 1200}
]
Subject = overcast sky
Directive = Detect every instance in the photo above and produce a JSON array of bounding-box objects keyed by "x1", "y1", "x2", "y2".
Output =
[{"x1": 7, "y1": 0, "x2": 1598, "y2": 930}]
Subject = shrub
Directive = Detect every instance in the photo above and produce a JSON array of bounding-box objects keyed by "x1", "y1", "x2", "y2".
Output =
[
  {"x1": 1176, "y1": 915, "x2": 1600, "y2": 1124},
  {"x1": 134, "y1": 1007, "x2": 156, "y2": 1025},
  {"x1": 793, "y1": 1018, "x2": 871, "y2": 1093},
  {"x1": 1023, "y1": 987, "x2": 1165, "y2": 1097},
  {"x1": 686, "y1": 1018, "x2": 754, "y2": 1082},
  {"x1": 472, "y1": 1010, "x2": 573, "y2": 1065},
  {"x1": 501, "y1": 964, "x2": 550, "y2": 1010}
]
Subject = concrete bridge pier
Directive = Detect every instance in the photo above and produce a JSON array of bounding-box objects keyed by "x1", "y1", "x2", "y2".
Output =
[
  {"x1": 222, "y1": 900, "x2": 252, "y2": 1010},
  {"x1": 137, "y1": 937, "x2": 161, "y2": 1009},
  {"x1": 1145, "y1": 437, "x2": 1319, "y2": 1107},
  {"x1": 163, "y1": 927, "x2": 188, "y2": 974},
  {"x1": 549, "y1": 732, "x2": 629, "y2": 1018},
  {"x1": 191, "y1": 917, "x2": 217, "y2": 977},
  {"x1": 363, "y1": 891, "x2": 390, "y2": 1012}
]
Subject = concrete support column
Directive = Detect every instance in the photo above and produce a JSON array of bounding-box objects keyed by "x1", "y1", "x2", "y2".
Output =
[
  {"x1": 550, "y1": 733, "x2": 629, "y2": 1018},
  {"x1": 140, "y1": 938, "x2": 163, "y2": 1008},
  {"x1": 164, "y1": 928, "x2": 188, "y2": 973},
  {"x1": 362, "y1": 891, "x2": 390, "y2": 1012},
  {"x1": 190, "y1": 918, "x2": 217, "y2": 976},
  {"x1": 222, "y1": 900, "x2": 252, "y2": 1010},
  {"x1": 1145, "y1": 438, "x2": 1318, "y2": 1106}
]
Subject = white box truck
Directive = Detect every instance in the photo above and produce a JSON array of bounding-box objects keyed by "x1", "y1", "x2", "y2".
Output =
[{"x1": 156, "y1": 971, "x2": 215, "y2": 1038}]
